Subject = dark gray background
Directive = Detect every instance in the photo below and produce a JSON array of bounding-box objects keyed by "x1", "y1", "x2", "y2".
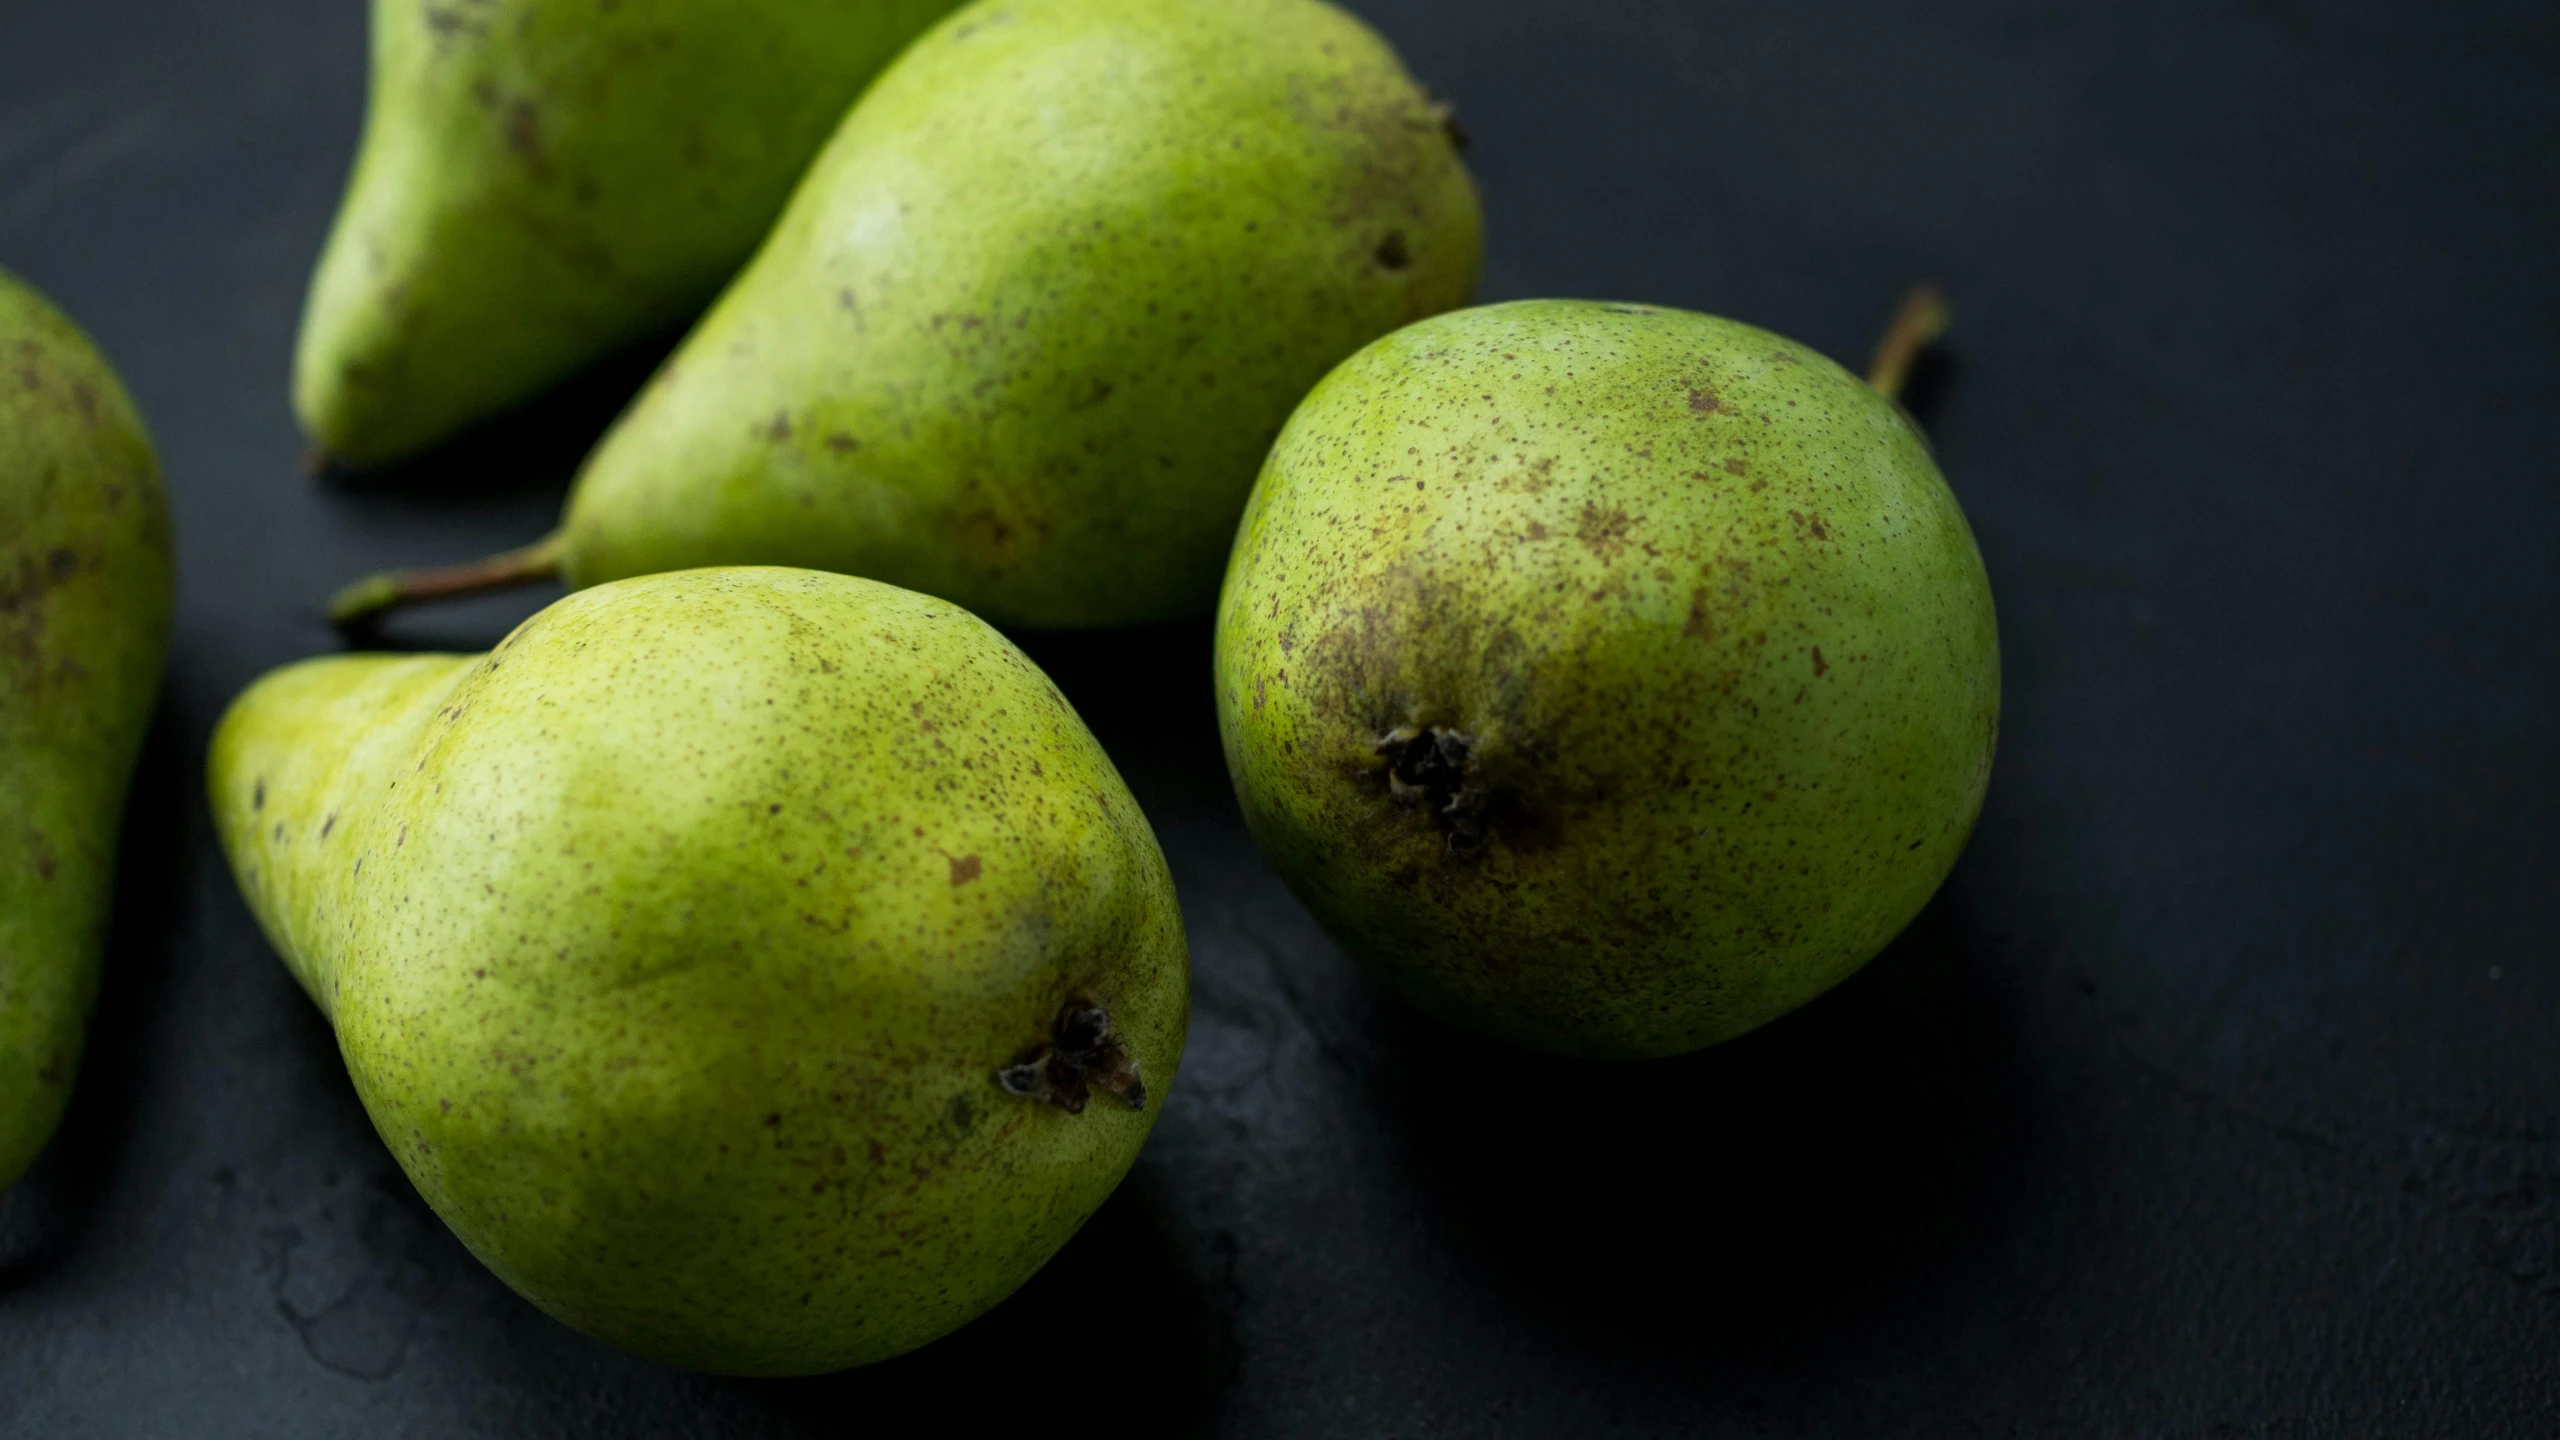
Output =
[{"x1": 2, "y1": 0, "x2": 2555, "y2": 1434}]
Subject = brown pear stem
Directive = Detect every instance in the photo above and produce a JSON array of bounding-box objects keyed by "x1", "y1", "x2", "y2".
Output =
[
  {"x1": 1866, "y1": 284, "x2": 1950, "y2": 403},
  {"x1": 328, "y1": 532, "x2": 565, "y2": 631}
]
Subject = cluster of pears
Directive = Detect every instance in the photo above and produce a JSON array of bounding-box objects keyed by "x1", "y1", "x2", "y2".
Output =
[
  {"x1": 223, "y1": 0, "x2": 1483, "y2": 1376},
  {"x1": 1, "y1": 0, "x2": 2001, "y2": 1385},
  {"x1": 322, "y1": 0, "x2": 1481, "y2": 627}
]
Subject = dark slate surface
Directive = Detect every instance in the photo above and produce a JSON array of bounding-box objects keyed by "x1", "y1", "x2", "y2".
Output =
[{"x1": 2, "y1": 0, "x2": 2555, "y2": 1433}]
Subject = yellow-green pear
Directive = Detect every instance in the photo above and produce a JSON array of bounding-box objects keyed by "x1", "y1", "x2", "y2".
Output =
[
  {"x1": 296, "y1": 0, "x2": 963, "y2": 469},
  {"x1": 329, "y1": 0, "x2": 1482, "y2": 629},
  {"x1": 1215, "y1": 300, "x2": 1998, "y2": 1059},
  {"x1": 0, "y1": 269, "x2": 173, "y2": 1189},
  {"x1": 210, "y1": 568, "x2": 1186, "y2": 1374}
]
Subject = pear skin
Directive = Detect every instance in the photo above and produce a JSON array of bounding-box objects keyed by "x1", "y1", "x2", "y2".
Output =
[
  {"x1": 211, "y1": 568, "x2": 1187, "y2": 1374},
  {"x1": 1215, "y1": 301, "x2": 2000, "y2": 1058},
  {"x1": 296, "y1": 0, "x2": 963, "y2": 469},
  {"x1": 551, "y1": 0, "x2": 1483, "y2": 628},
  {"x1": 0, "y1": 270, "x2": 173, "y2": 1189}
]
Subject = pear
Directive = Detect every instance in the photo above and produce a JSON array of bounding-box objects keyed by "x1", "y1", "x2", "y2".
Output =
[
  {"x1": 296, "y1": 0, "x2": 964, "y2": 469},
  {"x1": 1213, "y1": 298, "x2": 1998, "y2": 1059},
  {"x1": 0, "y1": 270, "x2": 173, "y2": 1189},
  {"x1": 210, "y1": 568, "x2": 1187, "y2": 1374},
  {"x1": 329, "y1": 0, "x2": 1482, "y2": 629}
]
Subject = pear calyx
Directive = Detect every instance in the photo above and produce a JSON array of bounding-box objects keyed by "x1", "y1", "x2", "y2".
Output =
[
  {"x1": 997, "y1": 1000, "x2": 1146, "y2": 1114},
  {"x1": 1376, "y1": 725, "x2": 1487, "y2": 849}
]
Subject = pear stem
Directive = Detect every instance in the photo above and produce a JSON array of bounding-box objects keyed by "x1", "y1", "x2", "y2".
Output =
[
  {"x1": 328, "y1": 533, "x2": 566, "y2": 632},
  {"x1": 1866, "y1": 284, "x2": 1950, "y2": 403}
]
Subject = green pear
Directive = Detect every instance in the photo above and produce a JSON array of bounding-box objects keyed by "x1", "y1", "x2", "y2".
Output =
[
  {"x1": 296, "y1": 0, "x2": 963, "y2": 469},
  {"x1": 0, "y1": 270, "x2": 173, "y2": 1190},
  {"x1": 329, "y1": 0, "x2": 1482, "y2": 629},
  {"x1": 1214, "y1": 300, "x2": 1999, "y2": 1059},
  {"x1": 210, "y1": 568, "x2": 1186, "y2": 1374}
]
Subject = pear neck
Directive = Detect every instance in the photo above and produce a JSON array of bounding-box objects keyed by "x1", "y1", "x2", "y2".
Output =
[{"x1": 215, "y1": 652, "x2": 482, "y2": 1023}]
